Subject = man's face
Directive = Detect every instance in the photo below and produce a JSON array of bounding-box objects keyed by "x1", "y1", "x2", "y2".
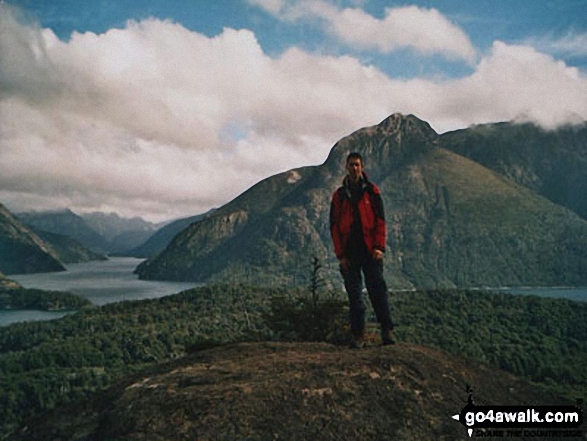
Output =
[{"x1": 346, "y1": 157, "x2": 363, "y2": 182}]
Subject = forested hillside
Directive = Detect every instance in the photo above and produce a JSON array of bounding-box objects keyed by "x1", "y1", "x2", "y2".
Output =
[
  {"x1": 136, "y1": 114, "x2": 587, "y2": 288},
  {"x1": 0, "y1": 284, "x2": 584, "y2": 437},
  {"x1": 0, "y1": 204, "x2": 65, "y2": 275},
  {"x1": 441, "y1": 121, "x2": 587, "y2": 220}
]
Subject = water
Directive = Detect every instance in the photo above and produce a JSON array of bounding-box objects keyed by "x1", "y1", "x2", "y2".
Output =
[
  {"x1": 502, "y1": 287, "x2": 587, "y2": 303},
  {"x1": 2, "y1": 257, "x2": 200, "y2": 327},
  {"x1": 0, "y1": 310, "x2": 71, "y2": 327},
  {"x1": 3, "y1": 258, "x2": 585, "y2": 327}
]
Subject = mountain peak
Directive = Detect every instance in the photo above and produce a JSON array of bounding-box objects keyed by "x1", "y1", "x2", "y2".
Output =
[
  {"x1": 135, "y1": 114, "x2": 587, "y2": 288},
  {"x1": 376, "y1": 113, "x2": 431, "y2": 133},
  {"x1": 324, "y1": 113, "x2": 438, "y2": 176}
]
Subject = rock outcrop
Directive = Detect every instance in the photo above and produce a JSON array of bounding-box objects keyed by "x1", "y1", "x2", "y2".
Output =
[{"x1": 12, "y1": 342, "x2": 571, "y2": 441}]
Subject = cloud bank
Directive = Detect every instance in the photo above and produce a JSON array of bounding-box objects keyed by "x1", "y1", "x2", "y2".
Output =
[
  {"x1": 1, "y1": 4, "x2": 586, "y2": 221},
  {"x1": 523, "y1": 31, "x2": 587, "y2": 59},
  {"x1": 248, "y1": 0, "x2": 477, "y2": 62}
]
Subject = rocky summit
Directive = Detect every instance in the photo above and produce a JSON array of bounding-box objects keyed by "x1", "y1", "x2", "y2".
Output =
[
  {"x1": 136, "y1": 114, "x2": 587, "y2": 288},
  {"x1": 11, "y1": 341, "x2": 570, "y2": 441}
]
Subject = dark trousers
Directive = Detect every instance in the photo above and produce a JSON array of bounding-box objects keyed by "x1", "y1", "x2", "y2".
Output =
[{"x1": 340, "y1": 255, "x2": 393, "y2": 334}]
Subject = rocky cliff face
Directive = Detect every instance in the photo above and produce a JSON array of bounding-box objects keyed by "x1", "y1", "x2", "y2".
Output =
[
  {"x1": 12, "y1": 342, "x2": 570, "y2": 441},
  {"x1": 0, "y1": 204, "x2": 65, "y2": 275},
  {"x1": 136, "y1": 114, "x2": 587, "y2": 288}
]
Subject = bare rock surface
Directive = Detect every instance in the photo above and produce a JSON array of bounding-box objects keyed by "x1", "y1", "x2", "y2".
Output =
[{"x1": 14, "y1": 341, "x2": 568, "y2": 441}]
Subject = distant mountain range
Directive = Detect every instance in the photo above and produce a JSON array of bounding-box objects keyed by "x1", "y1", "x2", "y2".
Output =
[
  {"x1": 15, "y1": 210, "x2": 160, "y2": 254},
  {"x1": 80, "y1": 212, "x2": 158, "y2": 254},
  {"x1": 17, "y1": 210, "x2": 111, "y2": 254},
  {"x1": 125, "y1": 209, "x2": 215, "y2": 258},
  {"x1": 0, "y1": 204, "x2": 65, "y2": 275},
  {"x1": 1, "y1": 204, "x2": 214, "y2": 275},
  {"x1": 0, "y1": 206, "x2": 153, "y2": 275},
  {"x1": 0, "y1": 203, "x2": 108, "y2": 274},
  {"x1": 136, "y1": 114, "x2": 587, "y2": 289}
]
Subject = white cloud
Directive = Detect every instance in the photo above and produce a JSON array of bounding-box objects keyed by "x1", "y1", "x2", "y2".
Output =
[
  {"x1": 248, "y1": 0, "x2": 476, "y2": 63},
  {"x1": 1, "y1": 5, "x2": 586, "y2": 221},
  {"x1": 524, "y1": 31, "x2": 587, "y2": 59},
  {"x1": 436, "y1": 41, "x2": 587, "y2": 129},
  {"x1": 248, "y1": 0, "x2": 286, "y2": 15},
  {"x1": 331, "y1": 5, "x2": 476, "y2": 62}
]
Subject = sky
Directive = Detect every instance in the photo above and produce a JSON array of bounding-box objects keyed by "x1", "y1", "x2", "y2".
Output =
[{"x1": 1, "y1": 0, "x2": 587, "y2": 222}]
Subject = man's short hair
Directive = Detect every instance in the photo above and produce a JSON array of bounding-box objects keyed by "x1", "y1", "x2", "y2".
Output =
[{"x1": 346, "y1": 152, "x2": 363, "y2": 165}]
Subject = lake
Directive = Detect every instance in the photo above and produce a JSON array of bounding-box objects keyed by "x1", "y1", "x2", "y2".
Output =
[
  {"x1": 1, "y1": 257, "x2": 200, "y2": 327},
  {"x1": 500, "y1": 286, "x2": 587, "y2": 303},
  {"x1": 2, "y1": 258, "x2": 585, "y2": 327}
]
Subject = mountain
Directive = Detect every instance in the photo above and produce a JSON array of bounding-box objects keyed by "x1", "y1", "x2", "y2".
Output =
[
  {"x1": 136, "y1": 114, "x2": 587, "y2": 288},
  {"x1": 441, "y1": 121, "x2": 587, "y2": 220},
  {"x1": 125, "y1": 209, "x2": 215, "y2": 258},
  {"x1": 0, "y1": 204, "x2": 65, "y2": 275},
  {"x1": 17, "y1": 210, "x2": 110, "y2": 253},
  {"x1": 80, "y1": 212, "x2": 157, "y2": 253},
  {"x1": 18, "y1": 210, "x2": 162, "y2": 254},
  {"x1": 11, "y1": 341, "x2": 570, "y2": 441},
  {"x1": 107, "y1": 229, "x2": 156, "y2": 255},
  {"x1": 80, "y1": 212, "x2": 156, "y2": 241},
  {"x1": 34, "y1": 230, "x2": 107, "y2": 264}
]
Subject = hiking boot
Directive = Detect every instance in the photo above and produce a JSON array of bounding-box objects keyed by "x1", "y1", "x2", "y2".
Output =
[
  {"x1": 350, "y1": 330, "x2": 366, "y2": 349},
  {"x1": 381, "y1": 328, "x2": 396, "y2": 346}
]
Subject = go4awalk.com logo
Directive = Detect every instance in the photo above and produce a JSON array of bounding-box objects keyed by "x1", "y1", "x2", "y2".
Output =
[{"x1": 451, "y1": 386, "x2": 584, "y2": 438}]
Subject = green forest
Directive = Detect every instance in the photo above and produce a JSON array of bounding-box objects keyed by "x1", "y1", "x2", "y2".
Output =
[
  {"x1": 0, "y1": 287, "x2": 92, "y2": 311},
  {"x1": 0, "y1": 283, "x2": 585, "y2": 437}
]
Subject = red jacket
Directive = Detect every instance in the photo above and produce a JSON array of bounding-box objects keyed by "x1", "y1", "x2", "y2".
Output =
[{"x1": 330, "y1": 174, "x2": 387, "y2": 260}]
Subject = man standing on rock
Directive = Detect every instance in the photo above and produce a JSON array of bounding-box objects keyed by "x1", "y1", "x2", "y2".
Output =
[{"x1": 330, "y1": 152, "x2": 395, "y2": 348}]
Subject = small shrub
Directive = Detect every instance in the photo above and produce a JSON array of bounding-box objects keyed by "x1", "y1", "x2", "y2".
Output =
[{"x1": 264, "y1": 257, "x2": 347, "y2": 343}]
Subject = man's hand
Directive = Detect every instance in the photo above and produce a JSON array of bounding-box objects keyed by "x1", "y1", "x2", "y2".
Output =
[
  {"x1": 372, "y1": 249, "x2": 384, "y2": 260},
  {"x1": 339, "y1": 258, "x2": 350, "y2": 271}
]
